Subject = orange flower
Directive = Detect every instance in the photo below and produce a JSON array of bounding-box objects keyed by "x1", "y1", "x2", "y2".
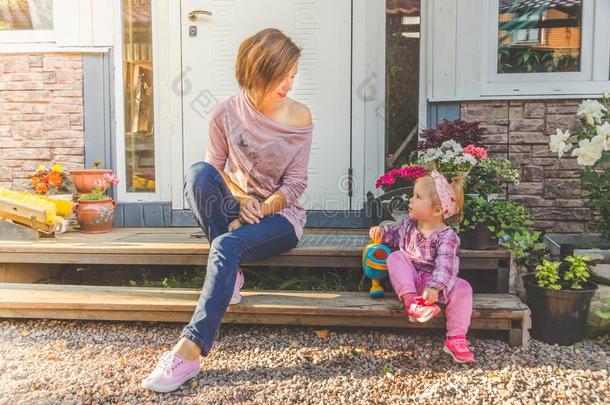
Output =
[
  {"x1": 47, "y1": 171, "x2": 63, "y2": 187},
  {"x1": 35, "y1": 181, "x2": 48, "y2": 194}
]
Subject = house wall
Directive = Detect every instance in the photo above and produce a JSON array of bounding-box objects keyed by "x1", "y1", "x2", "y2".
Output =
[
  {"x1": 0, "y1": 53, "x2": 84, "y2": 190},
  {"x1": 461, "y1": 99, "x2": 594, "y2": 233}
]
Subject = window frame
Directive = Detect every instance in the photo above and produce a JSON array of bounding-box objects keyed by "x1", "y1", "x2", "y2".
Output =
[{"x1": 481, "y1": 0, "x2": 610, "y2": 97}]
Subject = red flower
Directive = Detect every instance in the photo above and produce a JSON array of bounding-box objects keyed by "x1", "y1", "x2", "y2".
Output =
[{"x1": 463, "y1": 144, "x2": 488, "y2": 160}]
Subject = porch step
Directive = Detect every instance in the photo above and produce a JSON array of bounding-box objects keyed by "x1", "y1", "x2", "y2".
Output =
[
  {"x1": 0, "y1": 227, "x2": 514, "y2": 292},
  {"x1": 0, "y1": 283, "x2": 530, "y2": 347}
]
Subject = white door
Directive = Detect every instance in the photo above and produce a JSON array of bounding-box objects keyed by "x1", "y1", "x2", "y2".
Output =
[{"x1": 179, "y1": 0, "x2": 352, "y2": 211}]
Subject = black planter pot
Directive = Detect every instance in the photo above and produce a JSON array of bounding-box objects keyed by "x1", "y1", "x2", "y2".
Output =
[
  {"x1": 460, "y1": 223, "x2": 499, "y2": 250},
  {"x1": 523, "y1": 274, "x2": 598, "y2": 345}
]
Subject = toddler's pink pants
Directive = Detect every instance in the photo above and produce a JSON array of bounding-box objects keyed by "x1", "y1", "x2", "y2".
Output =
[{"x1": 386, "y1": 250, "x2": 473, "y2": 337}]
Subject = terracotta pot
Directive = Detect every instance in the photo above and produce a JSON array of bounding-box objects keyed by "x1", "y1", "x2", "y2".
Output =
[
  {"x1": 74, "y1": 199, "x2": 116, "y2": 233},
  {"x1": 70, "y1": 169, "x2": 113, "y2": 193}
]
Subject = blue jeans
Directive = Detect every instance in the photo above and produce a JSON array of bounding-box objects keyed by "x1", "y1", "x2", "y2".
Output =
[{"x1": 180, "y1": 161, "x2": 299, "y2": 355}]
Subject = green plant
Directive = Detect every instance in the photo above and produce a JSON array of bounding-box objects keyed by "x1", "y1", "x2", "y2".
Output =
[
  {"x1": 506, "y1": 229, "x2": 548, "y2": 270},
  {"x1": 535, "y1": 259, "x2": 562, "y2": 290},
  {"x1": 550, "y1": 95, "x2": 610, "y2": 241},
  {"x1": 458, "y1": 196, "x2": 533, "y2": 241},
  {"x1": 534, "y1": 254, "x2": 592, "y2": 290},
  {"x1": 466, "y1": 158, "x2": 520, "y2": 197},
  {"x1": 595, "y1": 297, "x2": 610, "y2": 320},
  {"x1": 563, "y1": 254, "x2": 591, "y2": 289},
  {"x1": 77, "y1": 173, "x2": 120, "y2": 202}
]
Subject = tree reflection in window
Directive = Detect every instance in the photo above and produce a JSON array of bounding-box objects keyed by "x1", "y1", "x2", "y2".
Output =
[{"x1": 498, "y1": 0, "x2": 582, "y2": 74}]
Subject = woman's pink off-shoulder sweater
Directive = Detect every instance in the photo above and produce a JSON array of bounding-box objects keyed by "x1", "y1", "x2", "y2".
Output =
[{"x1": 204, "y1": 91, "x2": 314, "y2": 240}]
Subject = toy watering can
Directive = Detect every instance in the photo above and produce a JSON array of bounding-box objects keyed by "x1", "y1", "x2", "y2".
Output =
[{"x1": 362, "y1": 239, "x2": 392, "y2": 298}]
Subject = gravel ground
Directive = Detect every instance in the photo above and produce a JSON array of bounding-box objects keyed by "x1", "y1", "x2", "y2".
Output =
[{"x1": 0, "y1": 319, "x2": 608, "y2": 404}]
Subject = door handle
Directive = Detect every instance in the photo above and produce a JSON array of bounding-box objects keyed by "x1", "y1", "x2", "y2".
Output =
[{"x1": 188, "y1": 10, "x2": 212, "y2": 21}]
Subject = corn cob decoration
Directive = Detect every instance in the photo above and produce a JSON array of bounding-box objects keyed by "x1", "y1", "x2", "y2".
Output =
[{"x1": 0, "y1": 188, "x2": 68, "y2": 225}]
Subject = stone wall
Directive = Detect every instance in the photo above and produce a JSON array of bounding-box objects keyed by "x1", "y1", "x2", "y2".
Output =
[
  {"x1": 461, "y1": 99, "x2": 594, "y2": 233},
  {"x1": 0, "y1": 53, "x2": 84, "y2": 190}
]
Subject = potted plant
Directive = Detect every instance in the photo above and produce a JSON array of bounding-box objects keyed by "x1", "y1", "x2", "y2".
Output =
[
  {"x1": 524, "y1": 254, "x2": 598, "y2": 345},
  {"x1": 74, "y1": 173, "x2": 120, "y2": 233},
  {"x1": 457, "y1": 196, "x2": 534, "y2": 250},
  {"x1": 69, "y1": 160, "x2": 114, "y2": 194},
  {"x1": 466, "y1": 157, "x2": 520, "y2": 201}
]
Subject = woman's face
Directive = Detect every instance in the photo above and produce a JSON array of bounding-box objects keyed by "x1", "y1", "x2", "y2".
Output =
[{"x1": 268, "y1": 63, "x2": 298, "y2": 102}]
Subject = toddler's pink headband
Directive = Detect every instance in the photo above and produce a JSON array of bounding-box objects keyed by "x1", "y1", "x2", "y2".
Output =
[{"x1": 430, "y1": 170, "x2": 458, "y2": 219}]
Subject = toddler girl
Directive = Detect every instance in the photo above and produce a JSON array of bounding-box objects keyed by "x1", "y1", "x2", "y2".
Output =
[{"x1": 369, "y1": 170, "x2": 475, "y2": 363}]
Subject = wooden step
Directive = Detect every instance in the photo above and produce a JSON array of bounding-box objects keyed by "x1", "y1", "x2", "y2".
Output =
[
  {"x1": 0, "y1": 283, "x2": 530, "y2": 347},
  {"x1": 0, "y1": 227, "x2": 513, "y2": 291}
]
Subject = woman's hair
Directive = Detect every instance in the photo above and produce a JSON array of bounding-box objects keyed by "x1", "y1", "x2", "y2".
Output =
[
  {"x1": 415, "y1": 174, "x2": 466, "y2": 225},
  {"x1": 235, "y1": 28, "x2": 302, "y2": 107}
]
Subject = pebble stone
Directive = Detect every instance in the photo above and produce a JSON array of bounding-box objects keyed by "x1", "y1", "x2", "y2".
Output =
[{"x1": 0, "y1": 319, "x2": 608, "y2": 404}]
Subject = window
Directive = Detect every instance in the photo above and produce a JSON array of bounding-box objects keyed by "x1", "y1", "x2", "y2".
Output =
[
  {"x1": 385, "y1": 0, "x2": 421, "y2": 168},
  {"x1": 0, "y1": 0, "x2": 53, "y2": 30},
  {"x1": 122, "y1": 0, "x2": 156, "y2": 193},
  {"x1": 498, "y1": 0, "x2": 583, "y2": 74}
]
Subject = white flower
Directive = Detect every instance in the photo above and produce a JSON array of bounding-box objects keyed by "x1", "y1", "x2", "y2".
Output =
[
  {"x1": 571, "y1": 136, "x2": 605, "y2": 167},
  {"x1": 549, "y1": 129, "x2": 573, "y2": 158},
  {"x1": 577, "y1": 99, "x2": 607, "y2": 126},
  {"x1": 596, "y1": 122, "x2": 610, "y2": 151}
]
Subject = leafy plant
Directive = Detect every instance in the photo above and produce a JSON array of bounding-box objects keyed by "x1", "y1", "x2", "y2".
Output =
[
  {"x1": 550, "y1": 95, "x2": 610, "y2": 241},
  {"x1": 418, "y1": 119, "x2": 485, "y2": 150},
  {"x1": 534, "y1": 254, "x2": 592, "y2": 290},
  {"x1": 458, "y1": 196, "x2": 534, "y2": 241},
  {"x1": 506, "y1": 229, "x2": 548, "y2": 270},
  {"x1": 563, "y1": 254, "x2": 591, "y2": 289},
  {"x1": 466, "y1": 158, "x2": 521, "y2": 197},
  {"x1": 595, "y1": 297, "x2": 610, "y2": 320},
  {"x1": 535, "y1": 259, "x2": 562, "y2": 290}
]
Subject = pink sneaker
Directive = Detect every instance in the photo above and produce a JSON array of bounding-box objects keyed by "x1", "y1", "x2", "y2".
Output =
[
  {"x1": 443, "y1": 335, "x2": 475, "y2": 363},
  {"x1": 229, "y1": 266, "x2": 244, "y2": 305},
  {"x1": 407, "y1": 296, "x2": 441, "y2": 323},
  {"x1": 141, "y1": 351, "x2": 201, "y2": 393}
]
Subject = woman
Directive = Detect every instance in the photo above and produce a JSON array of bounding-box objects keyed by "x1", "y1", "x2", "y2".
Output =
[{"x1": 142, "y1": 28, "x2": 313, "y2": 393}]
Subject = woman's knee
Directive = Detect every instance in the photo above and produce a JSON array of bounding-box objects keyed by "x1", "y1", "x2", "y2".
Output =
[
  {"x1": 209, "y1": 233, "x2": 241, "y2": 261},
  {"x1": 185, "y1": 161, "x2": 218, "y2": 194}
]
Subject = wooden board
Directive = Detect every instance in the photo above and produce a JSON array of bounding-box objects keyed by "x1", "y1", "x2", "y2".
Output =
[
  {"x1": 0, "y1": 283, "x2": 530, "y2": 347},
  {"x1": 0, "y1": 227, "x2": 512, "y2": 266}
]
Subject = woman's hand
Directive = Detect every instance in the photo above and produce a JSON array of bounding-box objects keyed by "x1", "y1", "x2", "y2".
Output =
[
  {"x1": 238, "y1": 196, "x2": 263, "y2": 224},
  {"x1": 228, "y1": 218, "x2": 243, "y2": 231},
  {"x1": 422, "y1": 287, "x2": 439, "y2": 305},
  {"x1": 369, "y1": 226, "x2": 385, "y2": 243}
]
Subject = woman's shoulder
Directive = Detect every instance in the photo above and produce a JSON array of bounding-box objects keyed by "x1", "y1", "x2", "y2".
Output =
[{"x1": 287, "y1": 98, "x2": 312, "y2": 129}]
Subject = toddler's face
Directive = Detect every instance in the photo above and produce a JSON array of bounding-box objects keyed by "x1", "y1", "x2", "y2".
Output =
[{"x1": 408, "y1": 179, "x2": 442, "y2": 222}]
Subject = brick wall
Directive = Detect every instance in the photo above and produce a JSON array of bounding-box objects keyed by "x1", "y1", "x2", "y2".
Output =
[
  {"x1": 0, "y1": 53, "x2": 84, "y2": 190},
  {"x1": 461, "y1": 99, "x2": 594, "y2": 233}
]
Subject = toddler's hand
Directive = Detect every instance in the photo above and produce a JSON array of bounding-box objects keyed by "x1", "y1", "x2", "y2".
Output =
[
  {"x1": 422, "y1": 287, "x2": 439, "y2": 305},
  {"x1": 369, "y1": 226, "x2": 384, "y2": 243}
]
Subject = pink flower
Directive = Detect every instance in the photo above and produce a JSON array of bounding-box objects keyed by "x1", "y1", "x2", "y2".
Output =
[
  {"x1": 463, "y1": 144, "x2": 488, "y2": 160},
  {"x1": 375, "y1": 165, "x2": 427, "y2": 188}
]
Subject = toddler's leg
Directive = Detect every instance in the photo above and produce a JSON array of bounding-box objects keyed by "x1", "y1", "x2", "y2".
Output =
[
  {"x1": 444, "y1": 278, "x2": 473, "y2": 337},
  {"x1": 387, "y1": 251, "x2": 418, "y2": 303}
]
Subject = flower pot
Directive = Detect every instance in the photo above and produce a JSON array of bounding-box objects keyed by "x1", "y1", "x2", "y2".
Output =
[
  {"x1": 74, "y1": 199, "x2": 116, "y2": 233},
  {"x1": 69, "y1": 169, "x2": 113, "y2": 193},
  {"x1": 460, "y1": 222, "x2": 499, "y2": 250},
  {"x1": 523, "y1": 274, "x2": 598, "y2": 345}
]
